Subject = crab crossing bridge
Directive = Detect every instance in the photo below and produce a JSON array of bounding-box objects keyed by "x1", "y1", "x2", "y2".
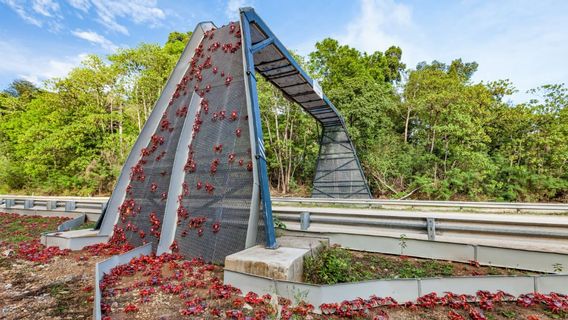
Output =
[{"x1": 59, "y1": 8, "x2": 370, "y2": 264}]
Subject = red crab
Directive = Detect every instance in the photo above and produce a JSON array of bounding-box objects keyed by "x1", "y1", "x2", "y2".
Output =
[
  {"x1": 160, "y1": 118, "x2": 171, "y2": 131},
  {"x1": 150, "y1": 182, "x2": 158, "y2": 193},
  {"x1": 229, "y1": 110, "x2": 238, "y2": 121},
  {"x1": 124, "y1": 304, "x2": 139, "y2": 313},
  {"x1": 225, "y1": 75, "x2": 233, "y2": 86},
  {"x1": 210, "y1": 158, "x2": 220, "y2": 175},
  {"x1": 176, "y1": 106, "x2": 188, "y2": 117},
  {"x1": 205, "y1": 182, "x2": 215, "y2": 194},
  {"x1": 184, "y1": 158, "x2": 196, "y2": 173},
  {"x1": 201, "y1": 99, "x2": 209, "y2": 114},
  {"x1": 182, "y1": 182, "x2": 190, "y2": 196},
  {"x1": 213, "y1": 144, "x2": 223, "y2": 153},
  {"x1": 235, "y1": 127, "x2": 242, "y2": 137},
  {"x1": 212, "y1": 221, "x2": 221, "y2": 233},
  {"x1": 177, "y1": 205, "x2": 189, "y2": 220},
  {"x1": 169, "y1": 241, "x2": 179, "y2": 253}
]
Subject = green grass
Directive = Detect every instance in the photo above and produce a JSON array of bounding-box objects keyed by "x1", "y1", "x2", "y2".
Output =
[
  {"x1": 71, "y1": 220, "x2": 97, "y2": 230},
  {"x1": 0, "y1": 213, "x2": 68, "y2": 244}
]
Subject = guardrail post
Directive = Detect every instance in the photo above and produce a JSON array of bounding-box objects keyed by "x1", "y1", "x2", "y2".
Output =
[
  {"x1": 5, "y1": 199, "x2": 15, "y2": 208},
  {"x1": 300, "y1": 212, "x2": 311, "y2": 231},
  {"x1": 65, "y1": 200, "x2": 76, "y2": 212},
  {"x1": 24, "y1": 199, "x2": 34, "y2": 209},
  {"x1": 47, "y1": 200, "x2": 57, "y2": 210},
  {"x1": 427, "y1": 218, "x2": 436, "y2": 241}
]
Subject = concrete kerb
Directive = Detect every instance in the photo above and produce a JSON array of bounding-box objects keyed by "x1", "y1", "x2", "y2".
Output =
[
  {"x1": 94, "y1": 243, "x2": 152, "y2": 320},
  {"x1": 224, "y1": 269, "x2": 568, "y2": 311}
]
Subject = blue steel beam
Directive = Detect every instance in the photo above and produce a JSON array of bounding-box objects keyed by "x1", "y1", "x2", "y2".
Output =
[
  {"x1": 240, "y1": 7, "x2": 346, "y2": 128},
  {"x1": 240, "y1": 9, "x2": 278, "y2": 249}
]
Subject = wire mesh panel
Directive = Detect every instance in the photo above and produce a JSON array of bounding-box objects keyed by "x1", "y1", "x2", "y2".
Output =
[
  {"x1": 312, "y1": 125, "x2": 371, "y2": 199},
  {"x1": 170, "y1": 23, "x2": 265, "y2": 263},
  {"x1": 110, "y1": 42, "x2": 203, "y2": 252}
]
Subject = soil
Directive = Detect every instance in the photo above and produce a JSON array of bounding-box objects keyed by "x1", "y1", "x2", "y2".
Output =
[{"x1": 0, "y1": 251, "x2": 105, "y2": 319}]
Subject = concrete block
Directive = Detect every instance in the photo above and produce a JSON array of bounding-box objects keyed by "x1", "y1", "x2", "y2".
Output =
[
  {"x1": 41, "y1": 229, "x2": 108, "y2": 250},
  {"x1": 224, "y1": 236, "x2": 326, "y2": 282}
]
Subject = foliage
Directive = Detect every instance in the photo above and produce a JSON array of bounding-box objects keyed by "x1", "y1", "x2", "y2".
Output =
[
  {"x1": 257, "y1": 54, "x2": 320, "y2": 194},
  {"x1": 0, "y1": 31, "x2": 566, "y2": 201},
  {"x1": 304, "y1": 244, "x2": 372, "y2": 284}
]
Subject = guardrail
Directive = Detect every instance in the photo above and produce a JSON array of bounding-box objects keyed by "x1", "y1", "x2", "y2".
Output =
[
  {"x1": 2, "y1": 195, "x2": 568, "y2": 252},
  {"x1": 273, "y1": 207, "x2": 568, "y2": 253},
  {"x1": 272, "y1": 197, "x2": 568, "y2": 214},
  {"x1": 0, "y1": 195, "x2": 107, "y2": 221},
  {"x1": 3, "y1": 195, "x2": 566, "y2": 216}
]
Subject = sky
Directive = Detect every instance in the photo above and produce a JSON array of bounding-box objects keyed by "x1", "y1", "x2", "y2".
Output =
[{"x1": 0, "y1": 0, "x2": 567, "y2": 103}]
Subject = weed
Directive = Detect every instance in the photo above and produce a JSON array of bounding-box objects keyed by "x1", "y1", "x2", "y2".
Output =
[
  {"x1": 273, "y1": 216, "x2": 286, "y2": 229},
  {"x1": 501, "y1": 310, "x2": 517, "y2": 318}
]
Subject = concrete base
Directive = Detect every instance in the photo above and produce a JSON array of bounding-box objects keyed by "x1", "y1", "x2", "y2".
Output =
[
  {"x1": 224, "y1": 236, "x2": 328, "y2": 282},
  {"x1": 41, "y1": 229, "x2": 108, "y2": 250}
]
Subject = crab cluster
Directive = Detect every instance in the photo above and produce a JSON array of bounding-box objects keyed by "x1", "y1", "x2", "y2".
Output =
[
  {"x1": 112, "y1": 21, "x2": 255, "y2": 255},
  {"x1": 99, "y1": 252, "x2": 316, "y2": 319}
]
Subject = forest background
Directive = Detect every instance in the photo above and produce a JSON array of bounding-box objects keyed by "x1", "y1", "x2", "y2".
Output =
[{"x1": 1, "y1": 31, "x2": 566, "y2": 202}]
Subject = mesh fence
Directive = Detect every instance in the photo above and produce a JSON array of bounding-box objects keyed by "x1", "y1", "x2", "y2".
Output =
[
  {"x1": 171, "y1": 23, "x2": 265, "y2": 263},
  {"x1": 312, "y1": 125, "x2": 370, "y2": 198}
]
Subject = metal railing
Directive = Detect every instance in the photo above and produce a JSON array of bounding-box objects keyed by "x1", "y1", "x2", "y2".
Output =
[
  {"x1": 272, "y1": 197, "x2": 568, "y2": 213},
  {"x1": 0, "y1": 195, "x2": 107, "y2": 221},
  {"x1": 2, "y1": 195, "x2": 568, "y2": 249}
]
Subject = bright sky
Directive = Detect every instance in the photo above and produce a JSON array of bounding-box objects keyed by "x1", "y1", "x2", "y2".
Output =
[{"x1": 1, "y1": 0, "x2": 567, "y2": 103}]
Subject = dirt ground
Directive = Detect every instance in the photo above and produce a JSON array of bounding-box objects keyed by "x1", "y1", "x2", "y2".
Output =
[{"x1": 0, "y1": 252, "x2": 105, "y2": 319}]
